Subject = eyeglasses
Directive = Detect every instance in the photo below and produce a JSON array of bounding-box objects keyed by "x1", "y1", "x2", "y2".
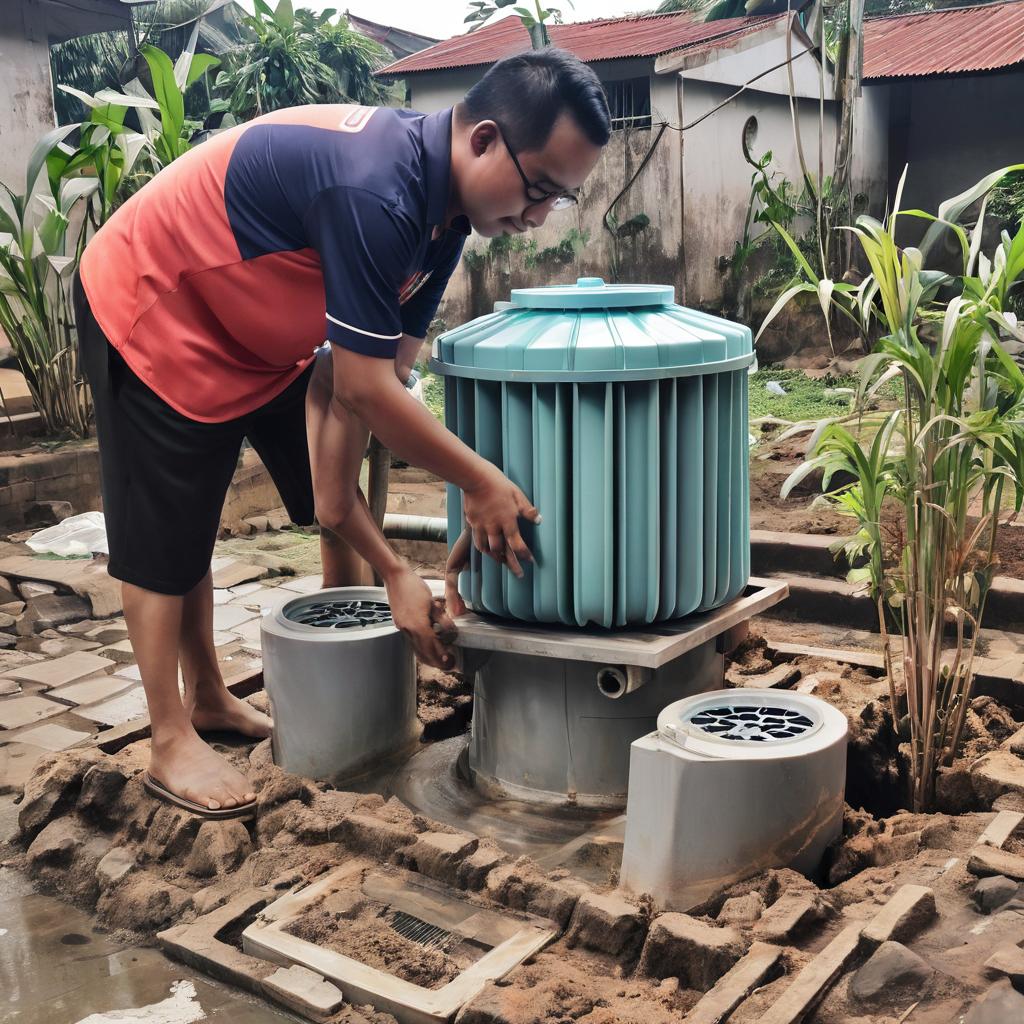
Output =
[{"x1": 495, "y1": 124, "x2": 580, "y2": 211}]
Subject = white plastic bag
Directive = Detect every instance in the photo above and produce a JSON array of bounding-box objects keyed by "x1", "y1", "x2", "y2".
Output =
[{"x1": 27, "y1": 511, "x2": 108, "y2": 556}]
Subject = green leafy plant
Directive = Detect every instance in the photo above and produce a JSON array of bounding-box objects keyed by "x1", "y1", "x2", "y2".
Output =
[
  {"x1": 464, "y1": 0, "x2": 573, "y2": 49},
  {"x1": 773, "y1": 166, "x2": 1024, "y2": 810},
  {"x1": 216, "y1": 0, "x2": 388, "y2": 120},
  {"x1": 0, "y1": 129, "x2": 100, "y2": 437}
]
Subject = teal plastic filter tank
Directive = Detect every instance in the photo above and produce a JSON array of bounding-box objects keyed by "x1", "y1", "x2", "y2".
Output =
[{"x1": 430, "y1": 277, "x2": 755, "y2": 628}]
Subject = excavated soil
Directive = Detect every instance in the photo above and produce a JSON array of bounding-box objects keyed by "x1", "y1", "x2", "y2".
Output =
[
  {"x1": 283, "y1": 888, "x2": 479, "y2": 990},
  {"x1": 7, "y1": 621, "x2": 1024, "y2": 1024}
]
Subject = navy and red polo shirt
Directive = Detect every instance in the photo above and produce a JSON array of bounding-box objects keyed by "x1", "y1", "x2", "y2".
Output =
[{"x1": 80, "y1": 104, "x2": 467, "y2": 423}]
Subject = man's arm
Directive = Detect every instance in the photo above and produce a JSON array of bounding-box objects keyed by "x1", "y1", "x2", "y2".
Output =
[
  {"x1": 331, "y1": 344, "x2": 539, "y2": 576},
  {"x1": 306, "y1": 347, "x2": 456, "y2": 668}
]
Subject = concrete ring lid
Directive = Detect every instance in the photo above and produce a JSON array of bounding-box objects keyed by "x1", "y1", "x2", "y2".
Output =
[{"x1": 656, "y1": 688, "x2": 848, "y2": 760}]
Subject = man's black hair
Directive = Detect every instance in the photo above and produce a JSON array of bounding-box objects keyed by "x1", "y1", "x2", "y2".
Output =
[{"x1": 457, "y1": 48, "x2": 610, "y2": 152}]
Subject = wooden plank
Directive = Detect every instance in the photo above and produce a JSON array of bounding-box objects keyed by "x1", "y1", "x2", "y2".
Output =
[
  {"x1": 427, "y1": 578, "x2": 789, "y2": 669},
  {"x1": 685, "y1": 942, "x2": 783, "y2": 1024},
  {"x1": 760, "y1": 924, "x2": 862, "y2": 1024},
  {"x1": 861, "y1": 884, "x2": 936, "y2": 948},
  {"x1": 968, "y1": 844, "x2": 1024, "y2": 882},
  {"x1": 977, "y1": 810, "x2": 1024, "y2": 850},
  {"x1": 766, "y1": 641, "x2": 886, "y2": 671}
]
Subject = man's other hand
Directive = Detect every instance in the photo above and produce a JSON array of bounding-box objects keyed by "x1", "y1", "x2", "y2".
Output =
[
  {"x1": 384, "y1": 566, "x2": 457, "y2": 670},
  {"x1": 462, "y1": 465, "x2": 540, "y2": 577}
]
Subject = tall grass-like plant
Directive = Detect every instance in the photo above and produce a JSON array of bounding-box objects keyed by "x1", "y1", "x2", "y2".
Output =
[
  {"x1": 0, "y1": 129, "x2": 103, "y2": 437},
  {"x1": 767, "y1": 168, "x2": 1024, "y2": 810}
]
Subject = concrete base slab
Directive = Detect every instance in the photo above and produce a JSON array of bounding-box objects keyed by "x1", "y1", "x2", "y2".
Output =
[
  {"x1": 14, "y1": 723, "x2": 91, "y2": 752},
  {"x1": 0, "y1": 694, "x2": 63, "y2": 730}
]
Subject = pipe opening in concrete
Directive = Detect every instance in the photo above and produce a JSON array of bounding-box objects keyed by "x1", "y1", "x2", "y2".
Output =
[{"x1": 596, "y1": 666, "x2": 628, "y2": 699}]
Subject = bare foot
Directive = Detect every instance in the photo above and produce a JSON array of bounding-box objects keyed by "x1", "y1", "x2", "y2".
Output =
[
  {"x1": 189, "y1": 688, "x2": 273, "y2": 739},
  {"x1": 149, "y1": 727, "x2": 256, "y2": 810}
]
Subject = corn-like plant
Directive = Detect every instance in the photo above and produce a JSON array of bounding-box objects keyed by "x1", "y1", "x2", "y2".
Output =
[
  {"x1": 0, "y1": 128, "x2": 102, "y2": 437},
  {"x1": 770, "y1": 167, "x2": 1024, "y2": 810}
]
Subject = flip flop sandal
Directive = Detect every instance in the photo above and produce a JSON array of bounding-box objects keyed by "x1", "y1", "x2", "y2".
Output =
[{"x1": 143, "y1": 772, "x2": 256, "y2": 820}]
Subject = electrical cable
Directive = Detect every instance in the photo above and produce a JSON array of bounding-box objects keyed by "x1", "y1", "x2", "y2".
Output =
[{"x1": 602, "y1": 43, "x2": 814, "y2": 240}]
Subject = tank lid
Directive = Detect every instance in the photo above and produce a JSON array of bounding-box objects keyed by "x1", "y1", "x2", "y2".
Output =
[{"x1": 511, "y1": 276, "x2": 674, "y2": 310}]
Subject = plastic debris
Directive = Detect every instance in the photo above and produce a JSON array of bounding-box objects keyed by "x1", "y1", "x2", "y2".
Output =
[
  {"x1": 27, "y1": 511, "x2": 108, "y2": 557},
  {"x1": 766, "y1": 381, "x2": 788, "y2": 397}
]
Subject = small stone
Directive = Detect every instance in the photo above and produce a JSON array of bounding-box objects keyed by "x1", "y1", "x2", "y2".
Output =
[
  {"x1": 985, "y1": 943, "x2": 1024, "y2": 983},
  {"x1": 0, "y1": 613, "x2": 16, "y2": 630},
  {"x1": 0, "y1": 677, "x2": 20, "y2": 695},
  {"x1": 0, "y1": 633, "x2": 17, "y2": 649},
  {"x1": 753, "y1": 893, "x2": 827, "y2": 943},
  {"x1": 19, "y1": 581, "x2": 57, "y2": 600},
  {"x1": 27, "y1": 816, "x2": 84, "y2": 868},
  {"x1": 718, "y1": 892, "x2": 765, "y2": 927},
  {"x1": 964, "y1": 979, "x2": 1024, "y2": 1024},
  {"x1": 0, "y1": 601, "x2": 25, "y2": 616},
  {"x1": 567, "y1": 890, "x2": 647, "y2": 959},
  {"x1": 262, "y1": 965, "x2": 344, "y2": 1022},
  {"x1": 185, "y1": 819, "x2": 253, "y2": 878},
  {"x1": 638, "y1": 913, "x2": 748, "y2": 990},
  {"x1": 973, "y1": 876, "x2": 1020, "y2": 914},
  {"x1": 17, "y1": 747, "x2": 101, "y2": 839},
  {"x1": 850, "y1": 941, "x2": 932, "y2": 1004},
  {"x1": 77, "y1": 762, "x2": 129, "y2": 824},
  {"x1": 96, "y1": 846, "x2": 136, "y2": 888},
  {"x1": 1008, "y1": 726, "x2": 1024, "y2": 757},
  {"x1": 17, "y1": 594, "x2": 92, "y2": 634},
  {"x1": 972, "y1": 750, "x2": 1024, "y2": 803}
]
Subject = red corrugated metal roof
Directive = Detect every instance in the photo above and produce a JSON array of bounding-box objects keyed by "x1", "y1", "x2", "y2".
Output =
[
  {"x1": 377, "y1": 11, "x2": 783, "y2": 77},
  {"x1": 864, "y1": 0, "x2": 1024, "y2": 79}
]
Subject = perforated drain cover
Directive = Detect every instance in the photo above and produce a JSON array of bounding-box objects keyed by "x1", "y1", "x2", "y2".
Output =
[
  {"x1": 385, "y1": 910, "x2": 456, "y2": 953},
  {"x1": 286, "y1": 599, "x2": 392, "y2": 629},
  {"x1": 688, "y1": 704, "x2": 815, "y2": 741}
]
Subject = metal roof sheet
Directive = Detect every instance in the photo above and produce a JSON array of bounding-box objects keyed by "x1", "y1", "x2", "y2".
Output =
[
  {"x1": 864, "y1": 0, "x2": 1024, "y2": 79},
  {"x1": 377, "y1": 11, "x2": 783, "y2": 77}
]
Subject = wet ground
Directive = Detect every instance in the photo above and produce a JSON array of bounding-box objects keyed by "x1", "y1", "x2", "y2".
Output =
[{"x1": 1, "y1": 795, "x2": 297, "y2": 1024}]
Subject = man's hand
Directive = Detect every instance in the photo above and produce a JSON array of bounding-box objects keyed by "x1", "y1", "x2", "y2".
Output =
[
  {"x1": 462, "y1": 465, "x2": 540, "y2": 577},
  {"x1": 444, "y1": 527, "x2": 472, "y2": 617},
  {"x1": 384, "y1": 566, "x2": 457, "y2": 670}
]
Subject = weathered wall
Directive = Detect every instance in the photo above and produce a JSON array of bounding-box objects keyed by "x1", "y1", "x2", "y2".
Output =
[
  {"x1": 679, "y1": 78, "x2": 840, "y2": 308},
  {"x1": 0, "y1": 1, "x2": 131, "y2": 197},
  {"x1": 0, "y1": 3, "x2": 58, "y2": 195},
  {"x1": 887, "y1": 71, "x2": 1024, "y2": 246}
]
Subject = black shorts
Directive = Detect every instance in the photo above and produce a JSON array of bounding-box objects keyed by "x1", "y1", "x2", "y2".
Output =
[{"x1": 74, "y1": 273, "x2": 316, "y2": 596}]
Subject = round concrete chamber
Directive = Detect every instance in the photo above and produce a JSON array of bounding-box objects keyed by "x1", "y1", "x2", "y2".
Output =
[
  {"x1": 619, "y1": 689, "x2": 848, "y2": 910},
  {"x1": 466, "y1": 638, "x2": 724, "y2": 808},
  {"x1": 261, "y1": 586, "x2": 419, "y2": 782}
]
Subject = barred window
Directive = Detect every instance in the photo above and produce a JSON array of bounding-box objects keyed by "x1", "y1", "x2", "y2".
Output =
[{"x1": 603, "y1": 77, "x2": 652, "y2": 131}]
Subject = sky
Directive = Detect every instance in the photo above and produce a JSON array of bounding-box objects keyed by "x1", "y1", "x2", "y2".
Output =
[{"x1": 236, "y1": 1, "x2": 662, "y2": 44}]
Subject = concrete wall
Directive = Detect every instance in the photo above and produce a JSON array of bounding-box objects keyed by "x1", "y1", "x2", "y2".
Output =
[
  {"x1": 0, "y1": 3, "x2": 59, "y2": 195},
  {"x1": 679, "y1": 78, "x2": 840, "y2": 308},
  {"x1": 886, "y1": 70, "x2": 1024, "y2": 246},
  {"x1": 0, "y1": 1, "x2": 132, "y2": 197}
]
